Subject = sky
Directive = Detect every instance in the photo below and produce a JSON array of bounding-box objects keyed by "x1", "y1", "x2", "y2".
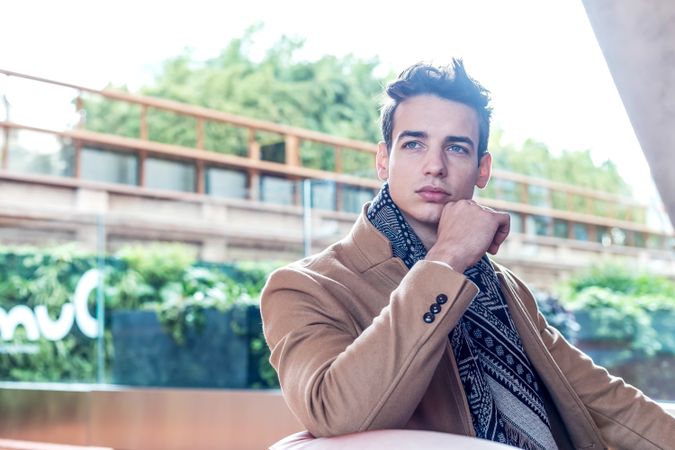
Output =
[{"x1": 0, "y1": 0, "x2": 666, "y2": 220}]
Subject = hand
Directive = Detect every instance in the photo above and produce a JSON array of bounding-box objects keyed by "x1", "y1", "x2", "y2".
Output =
[{"x1": 425, "y1": 199, "x2": 510, "y2": 273}]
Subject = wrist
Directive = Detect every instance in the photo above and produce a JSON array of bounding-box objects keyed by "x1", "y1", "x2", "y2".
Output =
[{"x1": 425, "y1": 248, "x2": 468, "y2": 273}]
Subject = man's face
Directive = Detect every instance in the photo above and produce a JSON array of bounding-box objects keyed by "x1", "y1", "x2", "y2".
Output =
[{"x1": 376, "y1": 94, "x2": 491, "y2": 238}]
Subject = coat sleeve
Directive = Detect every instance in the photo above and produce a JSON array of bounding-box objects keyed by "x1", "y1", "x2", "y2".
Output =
[
  {"x1": 507, "y1": 270, "x2": 675, "y2": 450},
  {"x1": 260, "y1": 260, "x2": 478, "y2": 437}
]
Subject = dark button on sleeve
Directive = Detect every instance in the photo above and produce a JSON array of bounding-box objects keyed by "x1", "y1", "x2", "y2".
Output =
[
  {"x1": 430, "y1": 303, "x2": 441, "y2": 314},
  {"x1": 436, "y1": 294, "x2": 448, "y2": 305},
  {"x1": 423, "y1": 312, "x2": 435, "y2": 323}
]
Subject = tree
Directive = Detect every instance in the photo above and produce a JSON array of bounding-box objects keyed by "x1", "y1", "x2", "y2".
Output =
[
  {"x1": 82, "y1": 26, "x2": 388, "y2": 174},
  {"x1": 488, "y1": 127, "x2": 631, "y2": 196},
  {"x1": 82, "y1": 28, "x2": 632, "y2": 195}
]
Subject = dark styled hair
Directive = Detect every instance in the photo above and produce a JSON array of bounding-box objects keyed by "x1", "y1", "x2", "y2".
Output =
[{"x1": 380, "y1": 59, "x2": 492, "y2": 162}]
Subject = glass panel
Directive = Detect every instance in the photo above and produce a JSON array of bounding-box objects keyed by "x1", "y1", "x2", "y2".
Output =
[
  {"x1": 491, "y1": 178, "x2": 519, "y2": 202},
  {"x1": 0, "y1": 126, "x2": 5, "y2": 158},
  {"x1": 81, "y1": 147, "x2": 137, "y2": 185},
  {"x1": 341, "y1": 149, "x2": 376, "y2": 178},
  {"x1": 4, "y1": 77, "x2": 79, "y2": 130},
  {"x1": 0, "y1": 238, "x2": 107, "y2": 384},
  {"x1": 301, "y1": 141, "x2": 335, "y2": 171},
  {"x1": 592, "y1": 199, "x2": 608, "y2": 217},
  {"x1": 260, "y1": 175, "x2": 295, "y2": 205},
  {"x1": 257, "y1": 131, "x2": 285, "y2": 163},
  {"x1": 145, "y1": 158, "x2": 195, "y2": 192},
  {"x1": 646, "y1": 234, "x2": 664, "y2": 250},
  {"x1": 596, "y1": 226, "x2": 611, "y2": 246},
  {"x1": 553, "y1": 219, "x2": 569, "y2": 239},
  {"x1": 567, "y1": 194, "x2": 586, "y2": 212},
  {"x1": 342, "y1": 185, "x2": 374, "y2": 213},
  {"x1": 7, "y1": 129, "x2": 74, "y2": 177},
  {"x1": 610, "y1": 227, "x2": 627, "y2": 246},
  {"x1": 307, "y1": 181, "x2": 335, "y2": 211},
  {"x1": 573, "y1": 223, "x2": 589, "y2": 241},
  {"x1": 527, "y1": 215, "x2": 550, "y2": 236},
  {"x1": 82, "y1": 95, "x2": 142, "y2": 139},
  {"x1": 633, "y1": 207, "x2": 647, "y2": 224},
  {"x1": 0, "y1": 242, "x2": 275, "y2": 389},
  {"x1": 147, "y1": 109, "x2": 196, "y2": 148},
  {"x1": 509, "y1": 212, "x2": 523, "y2": 233},
  {"x1": 551, "y1": 191, "x2": 567, "y2": 210},
  {"x1": 203, "y1": 121, "x2": 247, "y2": 156},
  {"x1": 206, "y1": 167, "x2": 247, "y2": 199},
  {"x1": 633, "y1": 232, "x2": 646, "y2": 248},
  {"x1": 0, "y1": 81, "x2": 8, "y2": 121},
  {"x1": 527, "y1": 185, "x2": 550, "y2": 207}
]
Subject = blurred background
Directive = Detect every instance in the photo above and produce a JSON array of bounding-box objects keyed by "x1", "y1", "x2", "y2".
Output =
[{"x1": 0, "y1": 1, "x2": 673, "y2": 449}]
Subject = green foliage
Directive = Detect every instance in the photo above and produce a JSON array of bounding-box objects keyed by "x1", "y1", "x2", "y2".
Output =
[
  {"x1": 533, "y1": 293, "x2": 579, "y2": 342},
  {"x1": 149, "y1": 266, "x2": 254, "y2": 345},
  {"x1": 559, "y1": 265, "x2": 675, "y2": 400},
  {"x1": 82, "y1": 27, "x2": 633, "y2": 197},
  {"x1": 117, "y1": 243, "x2": 196, "y2": 289},
  {"x1": 82, "y1": 25, "x2": 388, "y2": 172},
  {"x1": 567, "y1": 264, "x2": 675, "y2": 298},
  {"x1": 0, "y1": 245, "x2": 101, "y2": 382},
  {"x1": 0, "y1": 244, "x2": 279, "y2": 388},
  {"x1": 562, "y1": 264, "x2": 675, "y2": 357},
  {"x1": 487, "y1": 128, "x2": 632, "y2": 197},
  {"x1": 569, "y1": 287, "x2": 661, "y2": 355}
]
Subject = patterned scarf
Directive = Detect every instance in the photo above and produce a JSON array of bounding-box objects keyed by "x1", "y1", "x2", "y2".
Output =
[{"x1": 367, "y1": 183, "x2": 557, "y2": 450}]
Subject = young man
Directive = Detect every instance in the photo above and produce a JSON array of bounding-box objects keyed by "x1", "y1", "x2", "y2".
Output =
[{"x1": 261, "y1": 61, "x2": 675, "y2": 449}]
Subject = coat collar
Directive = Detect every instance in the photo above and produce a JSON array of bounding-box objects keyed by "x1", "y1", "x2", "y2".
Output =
[{"x1": 339, "y1": 203, "x2": 408, "y2": 278}]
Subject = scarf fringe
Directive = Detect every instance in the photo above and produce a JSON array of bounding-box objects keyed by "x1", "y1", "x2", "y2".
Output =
[{"x1": 503, "y1": 418, "x2": 545, "y2": 450}]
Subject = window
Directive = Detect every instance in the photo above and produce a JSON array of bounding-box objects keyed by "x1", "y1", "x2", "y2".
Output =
[
  {"x1": 81, "y1": 147, "x2": 137, "y2": 185},
  {"x1": 145, "y1": 158, "x2": 195, "y2": 192},
  {"x1": 342, "y1": 186, "x2": 374, "y2": 213},
  {"x1": 573, "y1": 223, "x2": 589, "y2": 241},
  {"x1": 510, "y1": 212, "x2": 523, "y2": 234},
  {"x1": 490, "y1": 178, "x2": 519, "y2": 202},
  {"x1": 527, "y1": 215, "x2": 550, "y2": 236},
  {"x1": 308, "y1": 181, "x2": 336, "y2": 211},
  {"x1": 206, "y1": 167, "x2": 247, "y2": 199},
  {"x1": 260, "y1": 175, "x2": 295, "y2": 205},
  {"x1": 633, "y1": 231, "x2": 646, "y2": 248},
  {"x1": 7, "y1": 130, "x2": 74, "y2": 177},
  {"x1": 527, "y1": 185, "x2": 550, "y2": 207},
  {"x1": 553, "y1": 219, "x2": 569, "y2": 239},
  {"x1": 594, "y1": 226, "x2": 611, "y2": 246}
]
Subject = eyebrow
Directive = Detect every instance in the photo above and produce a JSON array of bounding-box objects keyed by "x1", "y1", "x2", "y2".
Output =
[
  {"x1": 397, "y1": 130, "x2": 475, "y2": 150},
  {"x1": 443, "y1": 135, "x2": 475, "y2": 150}
]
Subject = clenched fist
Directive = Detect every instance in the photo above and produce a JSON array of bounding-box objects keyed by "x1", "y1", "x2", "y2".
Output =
[{"x1": 425, "y1": 199, "x2": 510, "y2": 273}]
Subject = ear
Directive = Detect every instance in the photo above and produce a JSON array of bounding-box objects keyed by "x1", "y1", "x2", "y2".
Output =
[
  {"x1": 376, "y1": 141, "x2": 390, "y2": 181},
  {"x1": 475, "y1": 152, "x2": 492, "y2": 189}
]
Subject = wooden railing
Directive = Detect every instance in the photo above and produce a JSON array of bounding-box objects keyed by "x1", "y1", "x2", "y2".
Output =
[{"x1": 0, "y1": 68, "x2": 671, "y2": 250}]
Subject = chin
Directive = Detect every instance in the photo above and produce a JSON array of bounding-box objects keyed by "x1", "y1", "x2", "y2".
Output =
[{"x1": 409, "y1": 206, "x2": 443, "y2": 227}]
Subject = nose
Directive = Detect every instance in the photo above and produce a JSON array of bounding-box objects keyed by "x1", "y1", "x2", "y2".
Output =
[{"x1": 422, "y1": 147, "x2": 447, "y2": 178}]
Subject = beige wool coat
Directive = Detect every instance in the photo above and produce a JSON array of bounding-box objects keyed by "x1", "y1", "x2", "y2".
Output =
[{"x1": 261, "y1": 205, "x2": 675, "y2": 450}]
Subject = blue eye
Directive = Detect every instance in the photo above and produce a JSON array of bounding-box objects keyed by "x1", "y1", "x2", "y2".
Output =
[
  {"x1": 447, "y1": 144, "x2": 468, "y2": 154},
  {"x1": 402, "y1": 141, "x2": 422, "y2": 150}
]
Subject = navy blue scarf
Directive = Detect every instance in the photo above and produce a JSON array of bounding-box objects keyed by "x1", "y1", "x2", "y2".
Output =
[{"x1": 367, "y1": 183, "x2": 557, "y2": 450}]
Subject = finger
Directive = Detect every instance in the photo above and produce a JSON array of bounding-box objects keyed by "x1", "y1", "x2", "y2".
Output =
[
  {"x1": 487, "y1": 214, "x2": 510, "y2": 255},
  {"x1": 492, "y1": 213, "x2": 511, "y2": 247},
  {"x1": 487, "y1": 243, "x2": 500, "y2": 255}
]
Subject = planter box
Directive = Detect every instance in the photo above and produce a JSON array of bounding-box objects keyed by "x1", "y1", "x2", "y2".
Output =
[
  {"x1": 111, "y1": 308, "x2": 249, "y2": 388},
  {"x1": 573, "y1": 309, "x2": 633, "y2": 368}
]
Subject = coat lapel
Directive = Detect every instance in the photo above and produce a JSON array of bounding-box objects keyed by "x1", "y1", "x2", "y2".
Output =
[{"x1": 496, "y1": 268, "x2": 606, "y2": 450}]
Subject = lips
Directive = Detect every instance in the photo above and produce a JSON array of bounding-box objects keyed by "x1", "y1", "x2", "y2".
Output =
[{"x1": 416, "y1": 186, "x2": 450, "y2": 203}]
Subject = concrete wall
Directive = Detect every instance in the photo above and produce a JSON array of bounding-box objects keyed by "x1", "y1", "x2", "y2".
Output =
[{"x1": 0, "y1": 174, "x2": 673, "y2": 291}]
